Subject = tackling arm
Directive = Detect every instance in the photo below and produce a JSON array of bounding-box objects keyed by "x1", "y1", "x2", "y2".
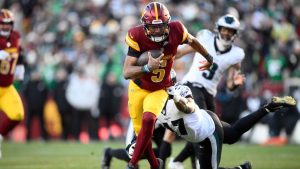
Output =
[
  {"x1": 167, "y1": 86, "x2": 196, "y2": 114},
  {"x1": 174, "y1": 96, "x2": 196, "y2": 114}
]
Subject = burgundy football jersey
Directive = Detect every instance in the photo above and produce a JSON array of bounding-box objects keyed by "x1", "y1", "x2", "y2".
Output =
[
  {"x1": 0, "y1": 31, "x2": 21, "y2": 87},
  {"x1": 125, "y1": 21, "x2": 188, "y2": 91}
]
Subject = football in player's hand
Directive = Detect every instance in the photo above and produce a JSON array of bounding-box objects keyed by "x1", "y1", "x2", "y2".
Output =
[{"x1": 136, "y1": 50, "x2": 163, "y2": 66}]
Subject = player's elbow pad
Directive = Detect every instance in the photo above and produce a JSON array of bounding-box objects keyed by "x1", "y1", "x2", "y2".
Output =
[{"x1": 14, "y1": 65, "x2": 25, "y2": 80}]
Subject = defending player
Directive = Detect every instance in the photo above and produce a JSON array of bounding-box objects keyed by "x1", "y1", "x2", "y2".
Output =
[
  {"x1": 0, "y1": 9, "x2": 25, "y2": 158},
  {"x1": 168, "y1": 14, "x2": 246, "y2": 168},
  {"x1": 123, "y1": 2, "x2": 213, "y2": 169},
  {"x1": 157, "y1": 84, "x2": 296, "y2": 169}
]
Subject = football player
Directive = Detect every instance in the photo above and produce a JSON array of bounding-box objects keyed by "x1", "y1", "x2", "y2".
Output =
[
  {"x1": 168, "y1": 14, "x2": 246, "y2": 168},
  {"x1": 102, "y1": 69, "x2": 177, "y2": 169},
  {"x1": 123, "y1": 2, "x2": 213, "y2": 169},
  {"x1": 0, "y1": 9, "x2": 25, "y2": 158},
  {"x1": 157, "y1": 84, "x2": 296, "y2": 169}
]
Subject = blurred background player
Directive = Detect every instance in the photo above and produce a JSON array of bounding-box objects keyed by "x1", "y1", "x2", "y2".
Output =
[
  {"x1": 0, "y1": 9, "x2": 25, "y2": 158},
  {"x1": 122, "y1": 2, "x2": 213, "y2": 169},
  {"x1": 158, "y1": 84, "x2": 296, "y2": 169},
  {"x1": 166, "y1": 14, "x2": 246, "y2": 168}
]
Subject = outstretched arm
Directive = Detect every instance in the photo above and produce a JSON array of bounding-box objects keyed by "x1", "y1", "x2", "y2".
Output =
[
  {"x1": 167, "y1": 86, "x2": 196, "y2": 114},
  {"x1": 174, "y1": 96, "x2": 196, "y2": 114},
  {"x1": 175, "y1": 45, "x2": 195, "y2": 59}
]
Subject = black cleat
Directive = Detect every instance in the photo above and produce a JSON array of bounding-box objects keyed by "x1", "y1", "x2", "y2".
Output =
[
  {"x1": 240, "y1": 161, "x2": 252, "y2": 169},
  {"x1": 101, "y1": 148, "x2": 112, "y2": 169},
  {"x1": 264, "y1": 96, "x2": 296, "y2": 112}
]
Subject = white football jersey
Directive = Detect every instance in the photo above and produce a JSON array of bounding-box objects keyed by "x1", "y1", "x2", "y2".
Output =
[
  {"x1": 157, "y1": 99, "x2": 215, "y2": 143},
  {"x1": 182, "y1": 29, "x2": 245, "y2": 96}
]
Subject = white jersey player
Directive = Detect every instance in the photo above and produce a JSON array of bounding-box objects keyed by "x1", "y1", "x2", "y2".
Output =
[
  {"x1": 157, "y1": 84, "x2": 296, "y2": 169},
  {"x1": 157, "y1": 84, "x2": 215, "y2": 143},
  {"x1": 182, "y1": 29, "x2": 244, "y2": 97},
  {"x1": 168, "y1": 15, "x2": 246, "y2": 169},
  {"x1": 177, "y1": 14, "x2": 245, "y2": 112}
]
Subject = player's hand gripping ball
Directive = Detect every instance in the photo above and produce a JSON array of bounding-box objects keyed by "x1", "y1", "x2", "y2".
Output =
[{"x1": 136, "y1": 50, "x2": 163, "y2": 66}]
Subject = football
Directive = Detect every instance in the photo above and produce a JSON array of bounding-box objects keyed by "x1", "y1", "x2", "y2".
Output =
[{"x1": 136, "y1": 50, "x2": 163, "y2": 66}]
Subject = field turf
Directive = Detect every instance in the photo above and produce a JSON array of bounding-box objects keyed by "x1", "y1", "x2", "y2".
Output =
[{"x1": 1, "y1": 140, "x2": 300, "y2": 169}]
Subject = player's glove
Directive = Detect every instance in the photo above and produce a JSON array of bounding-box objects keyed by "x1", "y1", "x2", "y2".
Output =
[
  {"x1": 0, "y1": 50, "x2": 9, "y2": 60},
  {"x1": 167, "y1": 86, "x2": 180, "y2": 102}
]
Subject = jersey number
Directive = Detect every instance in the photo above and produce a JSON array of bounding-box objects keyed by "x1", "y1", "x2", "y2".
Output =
[
  {"x1": 151, "y1": 59, "x2": 167, "y2": 83},
  {"x1": 163, "y1": 118, "x2": 187, "y2": 135},
  {"x1": 0, "y1": 53, "x2": 18, "y2": 75},
  {"x1": 202, "y1": 63, "x2": 218, "y2": 80}
]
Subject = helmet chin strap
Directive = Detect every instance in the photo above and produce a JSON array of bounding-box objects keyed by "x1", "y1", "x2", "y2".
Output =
[{"x1": 216, "y1": 34, "x2": 232, "y2": 51}]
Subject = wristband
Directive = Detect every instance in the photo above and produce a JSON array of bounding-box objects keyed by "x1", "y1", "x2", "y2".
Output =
[
  {"x1": 206, "y1": 54, "x2": 213, "y2": 64},
  {"x1": 141, "y1": 64, "x2": 151, "y2": 73},
  {"x1": 173, "y1": 94, "x2": 180, "y2": 103}
]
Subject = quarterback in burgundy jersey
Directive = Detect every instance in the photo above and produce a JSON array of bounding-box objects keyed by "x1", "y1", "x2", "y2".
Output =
[
  {"x1": 122, "y1": 2, "x2": 213, "y2": 169},
  {"x1": 0, "y1": 9, "x2": 25, "y2": 159}
]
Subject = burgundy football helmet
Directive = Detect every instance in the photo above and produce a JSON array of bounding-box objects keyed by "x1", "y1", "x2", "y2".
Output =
[
  {"x1": 0, "y1": 9, "x2": 14, "y2": 37},
  {"x1": 140, "y1": 2, "x2": 171, "y2": 42}
]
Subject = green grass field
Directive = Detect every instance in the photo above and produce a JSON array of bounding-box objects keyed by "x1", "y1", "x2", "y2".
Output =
[{"x1": 1, "y1": 141, "x2": 300, "y2": 169}]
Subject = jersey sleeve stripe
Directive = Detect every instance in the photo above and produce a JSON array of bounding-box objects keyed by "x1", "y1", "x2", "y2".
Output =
[
  {"x1": 125, "y1": 33, "x2": 140, "y2": 52},
  {"x1": 181, "y1": 26, "x2": 188, "y2": 43}
]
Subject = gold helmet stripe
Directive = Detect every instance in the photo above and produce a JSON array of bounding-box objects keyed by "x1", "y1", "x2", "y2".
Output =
[{"x1": 154, "y1": 2, "x2": 158, "y2": 21}]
